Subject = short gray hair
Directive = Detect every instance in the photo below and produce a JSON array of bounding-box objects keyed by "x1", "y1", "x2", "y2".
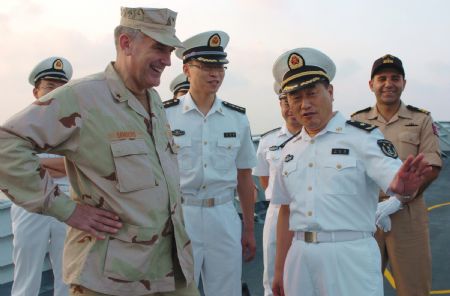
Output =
[{"x1": 114, "y1": 26, "x2": 141, "y2": 50}]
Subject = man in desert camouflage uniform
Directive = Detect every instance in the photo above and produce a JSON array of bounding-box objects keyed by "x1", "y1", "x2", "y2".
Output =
[{"x1": 0, "y1": 7, "x2": 198, "y2": 296}]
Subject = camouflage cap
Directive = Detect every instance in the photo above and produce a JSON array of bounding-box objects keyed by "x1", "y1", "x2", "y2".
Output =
[
  {"x1": 28, "y1": 56, "x2": 73, "y2": 86},
  {"x1": 120, "y1": 7, "x2": 183, "y2": 48}
]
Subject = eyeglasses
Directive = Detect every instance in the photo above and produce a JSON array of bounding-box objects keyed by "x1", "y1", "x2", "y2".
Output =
[{"x1": 188, "y1": 64, "x2": 227, "y2": 73}]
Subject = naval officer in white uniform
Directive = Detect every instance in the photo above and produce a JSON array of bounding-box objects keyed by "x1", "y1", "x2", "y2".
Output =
[
  {"x1": 164, "y1": 31, "x2": 257, "y2": 296},
  {"x1": 11, "y1": 56, "x2": 72, "y2": 296},
  {"x1": 252, "y1": 82, "x2": 301, "y2": 296},
  {"x1": 270, "y1": 48, "x2": 432, "y2": 296}
]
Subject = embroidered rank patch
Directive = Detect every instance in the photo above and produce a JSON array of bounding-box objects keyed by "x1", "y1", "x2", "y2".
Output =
[
  {"x1": 377, "y1": 139, "x2": 398, "y2": 158},
  {"x1": 224, "y1": 132, "x2": 236, "y2": 138},
  {"x1": 285, "y1": 154, "x2": 294, "y2": 162},
  {"x1": 172, "y1": 129, "x2": 185, "y2": 136},
  {"x1": 331, "y1": 148, "x2": 349, "y2": 155},
  {"x1": 269, "y1": 145, "x2": 279, "y2": 151}
]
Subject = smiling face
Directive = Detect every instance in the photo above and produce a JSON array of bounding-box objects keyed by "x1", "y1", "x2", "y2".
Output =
[
  {"x1": 126, "y1": 33, "x2": 174, "y2": 90},
  {"x1": 183, "y1": 61, "x2": 225, "y2": 96},
  {"x1": 286, "y1": 82, "x2": 334, "y2": 137},
  {"x1": 370, "y1": 67, "x2": 406, "y2": 106},
  {"x1": 279, "y1": 97, "x2": 301, "y2": 128}
]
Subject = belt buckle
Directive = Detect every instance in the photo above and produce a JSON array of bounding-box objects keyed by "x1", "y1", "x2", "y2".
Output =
[
  {"x1": 304, "y1": 231, "x2": 318, "y2": 243},
  {"x1": 203, "y1": 198, "x2": 215, "y2": 207}
]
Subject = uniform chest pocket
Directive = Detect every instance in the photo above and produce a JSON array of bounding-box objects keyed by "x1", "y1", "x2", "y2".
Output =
[
  {"x1": 398, "y1": 132, "x2": 419, "y2": 158},
  {"x1": 321, "y1": 157, "x2": 357, "y2": 195},
  {"x1": 266, "y1": 149, "x2": 282, "y2": 164},
  {"x1": 174, "y1": 136, "x2": 193, "y2": 170},
  {"x1": 110, "y1": 139, "x2": 156, "y2": 193},
  {"x1": 213, "y1": 137, "x2": 241, "y2": 170}
]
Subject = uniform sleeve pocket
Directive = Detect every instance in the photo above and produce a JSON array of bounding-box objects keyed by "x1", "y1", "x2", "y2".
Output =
[{"x1": 110, "y1": 139, "x2": 156, "y2": 193}]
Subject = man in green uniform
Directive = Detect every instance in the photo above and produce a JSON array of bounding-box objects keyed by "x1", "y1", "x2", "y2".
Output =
[{"x1": 0, "y1": 7, "x2": 198, "y2": 296}]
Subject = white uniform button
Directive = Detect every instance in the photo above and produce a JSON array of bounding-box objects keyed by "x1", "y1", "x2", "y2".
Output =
[
  {"x1": 203, "y1": 119, "x2": 207, "y2": 123},
  {"x1": 204, "y1": 141, "x2": 208, "y2": 145},
  {"x1": 310, "y1": 139, "x2": 315, "y2": 144},
  {"x1": 307, "y1": 186, "x2": 312, "y2": 191},
  {"x1": 202, "y1": 185, "x2": 206, "y2": 189},
  {"x1": 307, "y1": 211, "x2": 313, "y2": 216},
  {"x1": 308, "y1": 163, "x2": 313, "y2": 167},
  {"x1": 204, "y1": 164, "x2": 207, "y2": 168},
  {"x1": 336, "y1": 164, "x2": 342, "y2": 170},
  {"x1": 283, "y1": 171, "x2": 288, "y2": 176}
]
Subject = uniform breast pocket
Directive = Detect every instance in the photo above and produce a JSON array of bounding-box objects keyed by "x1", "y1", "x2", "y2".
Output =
[
  {"x1": 213, "y1": 137, "x2": 241, "y2": 170},
  {"x1": 321, "y1": 157, "x2": 357, "y2": 195},
  {"x1": 110, "y1": 139, "x2": 156, "y2": 193},
  {"x1": 266, "y1": 149, "x2": 282, "y2": 165},
  {"x1": 398, "y1": 131, "x2": 419, "y2": 158},
  {"x1": 174, "y1": 136, "x2": 193, "y2": 170}
]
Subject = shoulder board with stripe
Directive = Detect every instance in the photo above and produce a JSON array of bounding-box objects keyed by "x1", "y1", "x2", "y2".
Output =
[
  {"x1": 222, "y1": 101, "x2": 246, "y2": 114},
  {"x1": 407, "y1": 105, "x2": 430, "y2": 115},
  {"x1": 163, "y1": 98, "x2": 180, "y2": 108},
  {"x1": 261, "y1": 127, "x2": 281, "y2": 138},
  {"x1": 346, "y1": 120, "x2": 377, "y2": 132},
  {"x1": 351, "y1": 106, "x2": 371, "y2": 117}
]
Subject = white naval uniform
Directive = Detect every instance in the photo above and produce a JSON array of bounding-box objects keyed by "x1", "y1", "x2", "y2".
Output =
[
  {"x1": 11, "y1": 154, "x2": 69, "y2": 296},
  {"x1": 272, "y1": 112, "x2": 402, "y2": 296},
  {"x1": 165, "y1": 93, "x2": 256, "y2": 296},
  {"x1": 252, "y1": 125, "x2": 293, "y2": 296}
]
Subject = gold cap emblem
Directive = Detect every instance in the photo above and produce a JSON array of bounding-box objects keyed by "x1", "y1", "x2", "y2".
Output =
[
  {"x1": 209, "y1": 34, "x2": 221, "y2": 47},
  {"x1": 382, "y1": 54, "x2": 394, "y2": 64},
  {"x1": 288, "y1": 53, "x2": 304, "y2": 70},
  {"x1": 53, "y1": 59, "x2": 63, "y2": 70}
]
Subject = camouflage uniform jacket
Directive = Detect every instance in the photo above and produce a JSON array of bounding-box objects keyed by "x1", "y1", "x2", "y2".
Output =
[{"x1": 0, "y1": 63, "x2": 194, "y2": 295}]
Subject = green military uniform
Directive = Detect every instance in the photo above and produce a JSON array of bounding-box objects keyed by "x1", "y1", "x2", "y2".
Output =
[
  {"x1": 352, "y1": 102, "x2": 442, "y2": 296},
  {"x1": 0, "y1": 63, "x2": 196, "y2": 296}
]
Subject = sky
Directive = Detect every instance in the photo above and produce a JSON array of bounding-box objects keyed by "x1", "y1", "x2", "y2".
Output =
[{"x1": 1, "y1": 0, "x2": 449, "y2": 134}]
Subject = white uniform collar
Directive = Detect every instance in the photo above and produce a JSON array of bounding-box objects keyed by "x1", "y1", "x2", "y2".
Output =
[
  {"x1": 181, "y1": 92, "x2": 225, "y2": 116},
  {"x1": 279, "y1": 124, "x2": 292, "y2": 138},
  {"x1": 296, "y1": 111, "x2": 346, "y2": 142}
]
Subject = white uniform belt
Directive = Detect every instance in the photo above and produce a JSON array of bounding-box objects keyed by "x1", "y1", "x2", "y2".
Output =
[
  {"x1": 181, "y1": 195, "x2": 234, "y2": 207},
  {"x1": 294, "y1": 231, "x2": 372, "y2": 243}
]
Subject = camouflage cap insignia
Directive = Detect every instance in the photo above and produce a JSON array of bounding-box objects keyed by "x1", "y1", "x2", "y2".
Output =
[
  {"x1": 377, "y1": 139, "x2": 398, "y2": 158},
  {"x1": 172, "y1": 129, "x2": 185, "y2": 136},
  {"x1": 222, "y1": 101, "x2": 246, "y2": 114},
  {"x1": 208, "y1": 34, "x2": 221, "y2": 47},
  {"x1": 406, "y1": 105, "x2": 430, "y2": 115},
  {"x1": 288, "y1": 53, "x2": 304, "y2": 70},
  {"x1": 346, "y1": 120, "x2": 377, "y2": 132},
  {"x1": 285, "y1": 154, "x2": 294, "y2": 162},
  {"x1": 163, "y1": 98, "x2": 180, "y2": 108}
]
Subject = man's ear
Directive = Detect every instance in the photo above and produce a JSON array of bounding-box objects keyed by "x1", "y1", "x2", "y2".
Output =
[
  {"x1": 119, "y1": 34, "x2": 133, "y2": 56},
  {"x1": 369, "y1": 79, "x2": 375, "y2": 92},
  {"x1": 32, "y1": 87, "x2": 39, "y2": 99}
]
